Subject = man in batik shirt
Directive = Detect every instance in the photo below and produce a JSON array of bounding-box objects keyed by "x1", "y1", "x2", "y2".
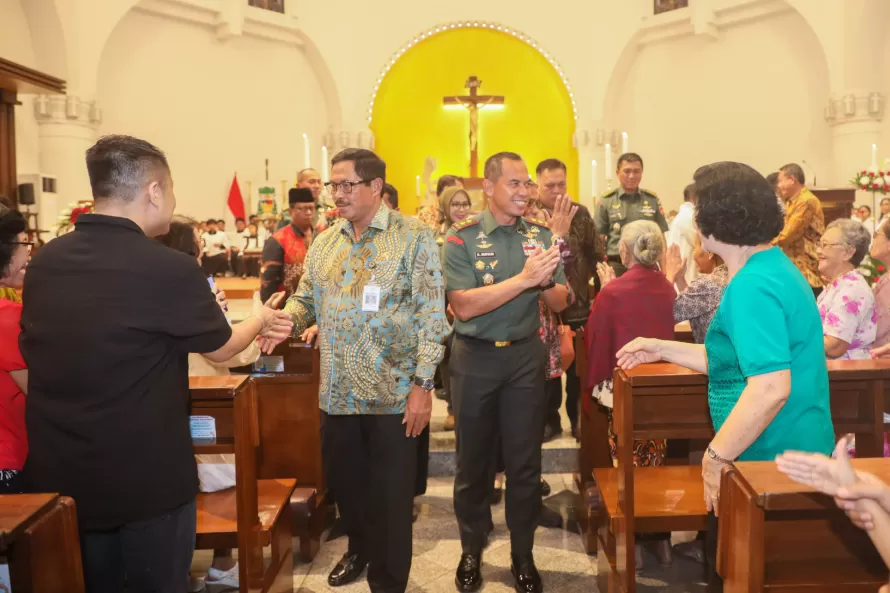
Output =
[
  {"x1": 773, "y1": 163, "x2": 825, "y2": 297},
  {"x1": 283, "y1": 149, "x2": 448, "y2": 593}
]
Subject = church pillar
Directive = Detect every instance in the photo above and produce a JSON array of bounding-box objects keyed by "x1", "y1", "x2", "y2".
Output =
[
  {"x1": 825, "y1": 91, "x2": 885, "y2": 188},
  {"x1": 33, "y1": 94, "x2": 101, "y2": 233}
]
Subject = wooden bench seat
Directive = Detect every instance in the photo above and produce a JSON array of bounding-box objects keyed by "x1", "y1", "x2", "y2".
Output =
[
  {"x1": 196, "y1": 478, "x2": 297, "y2": 550},
  {"x1": 593, "y1": 466, "x2": 707, "y2": 534}
]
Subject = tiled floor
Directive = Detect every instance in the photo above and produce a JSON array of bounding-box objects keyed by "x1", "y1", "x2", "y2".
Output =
[{"x1": 193, "y1": 474, "x2": 708, "y2": 593}]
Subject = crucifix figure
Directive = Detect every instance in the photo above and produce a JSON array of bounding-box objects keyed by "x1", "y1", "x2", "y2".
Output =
[{"x1": 443, "y1": 76, "x2": 505, "y2": 178}]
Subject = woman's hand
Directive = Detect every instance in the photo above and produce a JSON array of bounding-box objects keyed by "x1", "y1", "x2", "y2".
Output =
[
  {"x1": 300, "y1": 324, "x2": 319, "y2": 348},
  {"x1": 873, "y1": 343, "x2": 890, "y2": 359},
  {"x1": 264, "y1": 291, "x2": 286, "y2": 310},
  {"x1": 545, "y1": 194, "x2": 579, "y2": 239},
  {"x1": 664, "y1": 243, "x2": 687, "y2": 285},
  {"x1": 702, "y1": 452, "x2": 730, "y2": 516},
  {"x1": 615, "y1": 337, "x2": 663, "y2": 370},
  {"x1": 251, "y1": 292, "x2": 294, "y2": 353},
  {"x1": 596, "y1": 262, "x2": 616, "y2": 289},
  {"x1": 776, "y1": 437, "x2": 890, "y2": 530}
]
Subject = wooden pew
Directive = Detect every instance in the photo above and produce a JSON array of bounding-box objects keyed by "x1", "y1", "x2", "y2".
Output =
[
  {"x1": 190, "y1": 376, "x2": 296, "y2": 593},
  {"x1": 0, "y1": 493, "x2": 84, "y2": 592},
  {"x1": 595, "y1": 364, "x2": 712, "y2": 593},
  {"x1": 719, "y1": 458, "x2": 890, "y2": 592},
  {"x1": 252, "y1": 338, "x2": 327, "y2": 561},
  {"x1": 591, "y1": 359, "x2": 890, "y2": 592}
]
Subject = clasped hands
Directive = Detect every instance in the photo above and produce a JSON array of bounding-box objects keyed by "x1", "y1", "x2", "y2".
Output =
[{"x1": 251, "y1": 291, "x2": 294, "y2": 354}]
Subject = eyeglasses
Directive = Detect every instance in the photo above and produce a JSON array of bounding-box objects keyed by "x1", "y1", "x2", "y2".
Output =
[
  {"x1": 324, "y1": 180, "x2": 372, "y2": 195},
  {"x1": 12, "y1": 241, "x2": 33, "y2": 252},
  {"x1": 451, "y1": 202, "x2": 471, "y2": 210},
  {"x1": 816, "y1": 241, "x2": 846, "y2": 250}
]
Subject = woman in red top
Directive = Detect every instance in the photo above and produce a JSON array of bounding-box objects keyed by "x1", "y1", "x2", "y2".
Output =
[{"x1": 0, "y1": 205, "x2": 30, "y2": 493}]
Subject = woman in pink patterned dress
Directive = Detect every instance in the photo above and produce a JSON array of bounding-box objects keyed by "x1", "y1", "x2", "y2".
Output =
[{"x1": 816, "y1": 219, "x2": 876, "y2": 360}]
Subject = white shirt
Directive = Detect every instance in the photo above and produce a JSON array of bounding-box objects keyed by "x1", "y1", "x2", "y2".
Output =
[
  {"x1": 666, "y1": 201, "x2": 698, "y2": 286},
  {"x1": 201, "y1": 231, "x2": 230, "y2": 257},
  {"x1": 227, "y1": 229, "x2": 251, "y2": 251}
]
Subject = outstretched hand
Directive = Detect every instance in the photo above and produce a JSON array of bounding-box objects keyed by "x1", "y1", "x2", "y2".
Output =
[
  {"x1": 615, "y1": 337, "x2": 663, "y2": 370},
  {"x1": 544, "y1": 194, "x2": 579, "y2": 238}
]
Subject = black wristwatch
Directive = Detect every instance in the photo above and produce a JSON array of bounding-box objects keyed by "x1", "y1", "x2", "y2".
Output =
[
  {"x1": 414, "y1": 376, "x2": 435, "y2": 392},
  {"x1": 542, "y1": 280, "x2": 556, "y2": 291}
]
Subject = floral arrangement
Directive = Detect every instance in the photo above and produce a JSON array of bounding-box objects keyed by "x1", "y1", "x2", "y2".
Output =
[
  {"x1": 858, "y1": 254, "x2": 887, "y2": 288},
  {"x1": 851, "y1": 170, "x2": 890, "y2": 194},
  {"x1": 53, "y1": 201, "x2": 94, "y2": 236}
]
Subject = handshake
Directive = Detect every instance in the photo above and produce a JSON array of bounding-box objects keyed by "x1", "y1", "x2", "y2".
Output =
[{"x1": 250, "y1": 291, "x2": 295, "y2": 354}]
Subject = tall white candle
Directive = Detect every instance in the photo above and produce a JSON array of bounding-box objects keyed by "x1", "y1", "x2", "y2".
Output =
[
  {"x1": 621, "y1": 132, "x2": 628, "y2": 154},
  {"x1": 321, "y1": 146, "x2": 329, "y2": 182},
  {"x1": 303, "y1": 133, "x2": 311, "y2": 170},
  {"x1": 416, "y1": 175, "x2": 421, "y2": 198},
  {"x1": 604, "y1": 144, "x2": 613, "y2": 180},
  {"x1": 591, "y1": 160, "x2": 598, "y2": 197},
  {"x1": 872, "y1": 144, "x2": 879, "y2": 172}
]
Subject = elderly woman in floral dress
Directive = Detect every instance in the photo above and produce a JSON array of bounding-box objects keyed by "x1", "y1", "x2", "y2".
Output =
[{"x1": 816, "y1": 219, "x2": 876, "y2": 360}]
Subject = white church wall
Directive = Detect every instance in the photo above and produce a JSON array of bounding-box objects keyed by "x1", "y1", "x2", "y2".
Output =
[
  {"x1": 0, "y1": 0, "x2": 41, "y2": 179},
  {"x1": 611, "y1": 10, "x2": 832, "y2": 211},
  {"x1": 96, "y1": 8, "x2": 329, "y2": 219}
]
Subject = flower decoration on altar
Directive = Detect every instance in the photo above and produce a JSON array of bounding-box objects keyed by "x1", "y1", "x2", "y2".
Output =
[
  {"x1": 53, "y1": 200, "x2": 94, "y2": 236},
  {"x1": 851, "y1": 170, "x2": 890, "y2": 194}
]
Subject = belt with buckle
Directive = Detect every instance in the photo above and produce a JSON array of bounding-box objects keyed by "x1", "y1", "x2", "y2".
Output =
[{"x1": 456, "y1": 334, "x2": 533, "y2": 348}]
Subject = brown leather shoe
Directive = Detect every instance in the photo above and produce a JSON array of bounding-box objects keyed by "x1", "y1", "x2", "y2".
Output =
[{"x1": 443, "y1": 414, "x2": 455, "y2": 431}]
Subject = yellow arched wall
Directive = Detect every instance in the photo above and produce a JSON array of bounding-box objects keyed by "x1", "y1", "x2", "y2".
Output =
[{"x1": 371, "y1": 27, "x2": 578, "y2": 215}]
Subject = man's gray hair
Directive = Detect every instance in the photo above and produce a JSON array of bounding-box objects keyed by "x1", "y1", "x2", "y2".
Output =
[{"x1": 826, "y1": 218, "x2": 871, "y2": 267}]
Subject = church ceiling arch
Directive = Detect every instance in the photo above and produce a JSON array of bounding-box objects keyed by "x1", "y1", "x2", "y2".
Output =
[
  {"x1": 20, "y1": 0, "x2": 68, "y2": 81},
  {"x1": 366, "y1": 21, "x2": 578, "y2": 126},
  {"x1": 368, "y1": 22, "x2": 579, "y2": 215}
]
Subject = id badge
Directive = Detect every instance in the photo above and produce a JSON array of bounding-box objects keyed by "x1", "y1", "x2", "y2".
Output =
[{"x1": 362, "y1": 281, "x2": 381, "y2": 313}]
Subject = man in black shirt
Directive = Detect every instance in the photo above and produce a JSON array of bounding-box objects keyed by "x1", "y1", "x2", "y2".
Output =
[{"x1": 20, "y1": 135, "x2": 293, "y2": 593}]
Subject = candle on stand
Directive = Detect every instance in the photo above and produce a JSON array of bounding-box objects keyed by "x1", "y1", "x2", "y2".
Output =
[
  {"x1": 321, "y1": 146, "x2": 329, "y2": 182},
  {"x1": 884, "y1": 157, "x2": 890, "y2": 173},
  {"x1": 591, "y1": 160, "x2": 598, "y2": 197},
  {"x1": 302, "y1": 133, "x2": 311, "y2": 170},
  {"x1": 621, "y1": 132, "x2": 628, "y2": 154},
  {"x1": 416, "y1": 175, "x2": 421, "y2": 198},
  {"x1": 604, "y1": 144, "x2": 613, "y2": 180},
  {"x1": 871, "y1": 143, "x2": 878, "y2": 172}
]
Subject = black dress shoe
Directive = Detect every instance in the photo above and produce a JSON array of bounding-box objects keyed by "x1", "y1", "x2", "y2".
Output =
[
  {"x1": 327, "y1": 553, "x2": 366, "y2": 587},
  {"x1": 511, "y1": 555, "x2": 542, "y2": 593},
  {"x1": 455, "y1": 552, "x2": 483, "y2": 592},
  {"x1": 540, "y1": 478, "x2": 551, "y2": 497}
]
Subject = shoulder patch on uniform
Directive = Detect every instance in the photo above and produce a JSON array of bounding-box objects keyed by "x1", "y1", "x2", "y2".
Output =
[
  {"x1": 446, "y1": 235, "x2": 464, "y2": 246},
  {"x1": 601, "y1": 189, "x2": 617, "y2": 198},
  {"x1": 641, "y1": 188, "x2": 658, "y2": 198},
  {"x1": 451, "y1": 218, "x2": 480, "y2": 231},
  {"x1": 526, "y1": 218, "x2": 549, "y2": 228}
]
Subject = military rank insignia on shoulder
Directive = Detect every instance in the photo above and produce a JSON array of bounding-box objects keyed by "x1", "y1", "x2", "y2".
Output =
[
  {"x1": 641, "y1": 188, "x2": 658, "y2": 197},
  {"x1": 451, "y1": 218, "x2": 480, "y2": 231},
  {"x1": 601, "y1": 189, "x2": 617, "y2": 199},
  {"x1": 526, "y1": 218, "x2": 549, "y2": 229}
]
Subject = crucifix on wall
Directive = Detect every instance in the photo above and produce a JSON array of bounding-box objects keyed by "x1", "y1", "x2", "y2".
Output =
[{"x1": 443, "y1": 76, "x2": 505, "y2": 179}]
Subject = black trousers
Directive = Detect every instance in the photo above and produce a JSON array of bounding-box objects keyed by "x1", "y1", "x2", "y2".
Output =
[
  {"x1": 451, "y1": 334, "x2": 546, "y2": 556},
  {"x1": 80, "y1": 498, "x2": 196, "y2": 593},
  {"x1": 323, "y1": 413, "x2": 418, "y2": 593},
  {"x1": 202, "y1": 253, "x2": 228, "y2": 276},
  {"x1": 439, "y1": 334, "x2": 454, "y2": 415},
  {"x1": 543, "y1": 377, "x2": 563, "y2": 431},
  {"x1": 230, "y1": 251, "x2": 244, "y2": 276}
]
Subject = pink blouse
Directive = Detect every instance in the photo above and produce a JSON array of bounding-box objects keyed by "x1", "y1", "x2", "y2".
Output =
[
  {"x1": 817, "y1": 271, "x2": 877, "y2": 360},
  {"x1": 873, "y1": 273, "x2": 890, "y2": 349}
]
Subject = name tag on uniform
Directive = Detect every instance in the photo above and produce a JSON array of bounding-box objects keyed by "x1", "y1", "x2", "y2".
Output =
[
  {"x1": 476, "y1": 251, "x2": 496, "y2": 258},
  {"x1": 641, "y1": 207, "x2": 656, "y2": 216},
  {"x1": 362, "y1": 284, "x2": 381, "y2": 312}
]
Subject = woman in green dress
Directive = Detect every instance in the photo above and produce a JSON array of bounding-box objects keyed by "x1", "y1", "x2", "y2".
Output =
[{"x1": 617, "y1": 162, "x2": 834, "y2": 590}]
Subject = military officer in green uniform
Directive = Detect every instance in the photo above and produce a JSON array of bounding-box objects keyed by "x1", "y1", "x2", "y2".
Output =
[
  {"x1": 594, "y1": 152, "x2": 669, "y2": 276},
  {"x1": 443, "y1": 152, "x2": 568, "y2": 593}
]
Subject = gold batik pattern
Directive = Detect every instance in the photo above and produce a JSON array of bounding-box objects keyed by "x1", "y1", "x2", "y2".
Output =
[
  {"x1": 773, "y1": 187, "x2": 824, "y2": 288},
  {"x1": 284, "y1": 205, "x2": 450, "y2": 415}
]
